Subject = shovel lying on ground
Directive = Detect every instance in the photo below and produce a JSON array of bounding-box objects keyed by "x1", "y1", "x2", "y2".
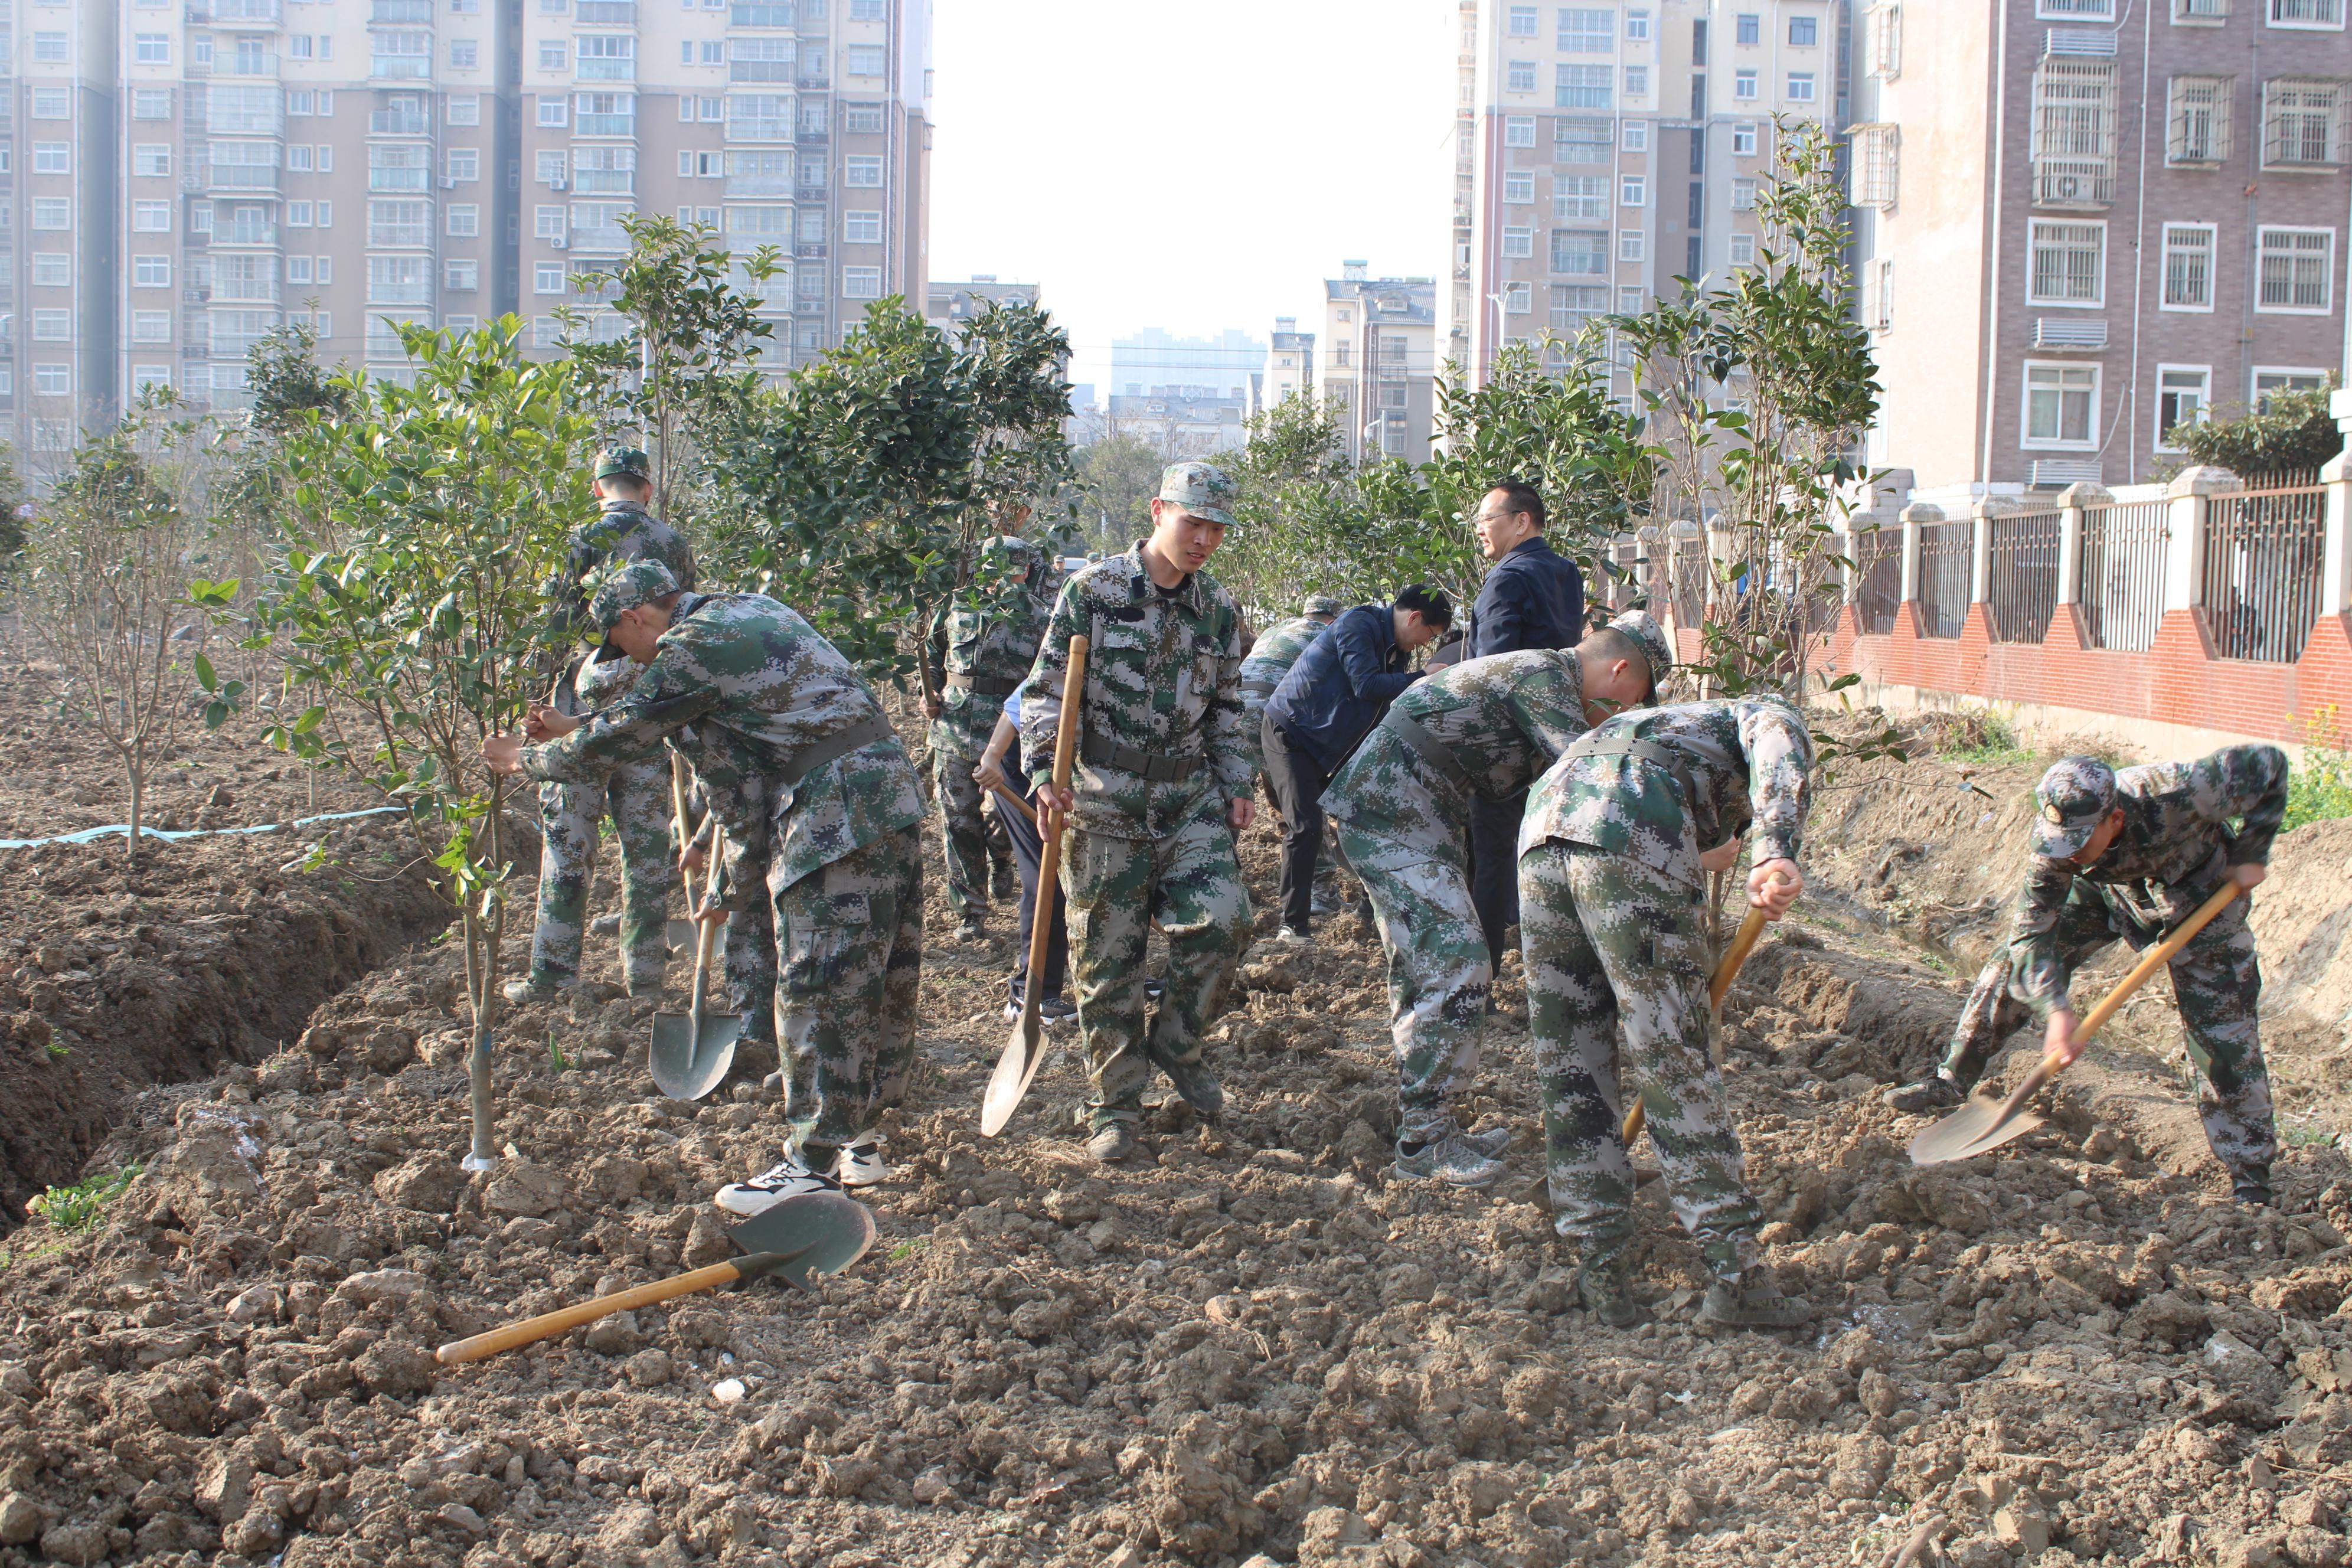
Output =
[
  {"x1": 650, "y1": 822, "x2": 740, "y2": 1101},
  {"x1": 1910, "y1": 881, "x2": 2245, "y2": 1166},
  {"x1": 1623, "y1": 894, "x2": 1778, "y2": 1149},
  {"x1": 982, "y1": 634, "x2": 1088, "y2": 1138},
  {"x1": 433, "y1": 1190, "x2": 876, "y2": 1365}
]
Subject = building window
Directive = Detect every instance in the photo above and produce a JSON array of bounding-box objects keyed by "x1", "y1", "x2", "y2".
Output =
[
  {"x1": 1551, "y1": 283, "x2": 1606, "y2": 333},
  {"x1": 373, "y1": 31, "x2": 432, "y2": 77},
  {"x1": 1730, "y1": 177, "x2": 1757, "y2": 209},
  {"x1": 1554, "y1": 175, "x2": 1605, "y2": 217},
  {"x1": 575, "y1": 92, "x2": 635, "y2": 135},
  {"x1": 535, "y1": 261, "x2": 566, "y2": 292},
  {"x1": 538, "y1": 151, "x2": 570, "y2": 184},
  {"x1": 131, "y1": 200, "x2": 172, "y2": 232},
  {"x1": 32, "y1": 143, "x2": 68, "y2": 175},
  {"x1": 539, "y1": 99, "x2": 569, "y2": 126},
  {"x1": 1504, "y1": 171, "x2": 1536, "y2": 204},
  {"x1": 1734, "y1": 69, "x2": 1758, "y2": 100},
  {"x1": 31, "y1": 89, "x2": 70, "y2": 119},
  {"x1": 1621, "y1": 120, "x2": 1648, "y2": 151},
  {"x1": 132, "y1": 89, "x2": 171, "y2": 120},
  {"x1": 1731, "y1": 122, "x2": 1759, "y2": 156},
  {"x1": 1556, "y1": 65, "x2": 1612, "y2": 108},
  {"x1": 1507, "y1": 4, "x2": 1537, "y2": 35},
  {"x1": 1871, "y1": 4, "x2": 1902, "y2": 77},
  {"x1": 535, "y1": 204, "x2": 567, "y2": 237},
  {"x1": 31, "y1": 254, "x2": 68, "y2": 288},
  {"x1": 1503, "y1": 280, "x2": 1533, "y2": 314},
  {"x1": 289, "y1": 90, "x2": 316, "y2": 116},
  {"x1": 843, "y1": 265, "x2": 882, "y2": 298},
  {"x1": 368, "y1": 200, "x2": 432, "y2": 246},
  {"x1": 1616, "y1": 228, "x2": 1645, "y2": 262},
  {"x1": 34, "y1": 365, "x2": 70, "y2": 396},
  {"x1": 2028, "y1": 220, "x2": 2105, "y2": 304},
  {"x1": 2024, "y1": 362, "x2": 2099, "y2": 447},
  {"x1": 730, "y1": 37, "x2": 796, "y2": 80},
  {"x1": 1733, "y1": 231, "x2": 1759, "y2": 267},
  {"x1": 1507, "y1": 60, "x2": 1538, "y2": 93},
  {"x1": 1549, "y1": 230, "x2": 1608, "y2": 273},
  {"x1": 2254, "y1": 367, "x2": 2330, "y2": 402},
  {"x1": 445, "y1": 149, "x2": 479, "y2": 183},
  {"x1": 539, "y1": 41, "x2": 568, "y2": 70},
  {"x1": 2155, "y1": 367, "x2": 2210, "y2": 449},
  {"x1": 447, "y1": 204, "x2": 480, "y2": 236},
  {"x1": 2038, "y1": 0, "x2": 2115, "y2": 14},
  {"x1": 1626, "y1": 8, "x2": 1651, "y2": 40},
  {"x1": 2161, "y1": 223, "x2": 2216, "y2": 309},
  {"x1": 2168, "y1": 75, "x2": 2235, "y2": 164},
  {"x1": 131, "y1": 310, "x2": 173, "y2": 343},
  {"x1": 31, "y1": 200, "x2": 69, "y2": 231},
  {"x1": 1502, "y1": 225, "x2": 1535, "y2": 258},
  {"x1": 847, "y1": 44, "x2": 886, "y2": 76},
  {"x1": 1624, "y1": 66, "x2": 1649, "y2": 97},
  {"x1": 318, "y1": 200, "x2": 334, "y2": 227},
  {"x1": 1504, "y1": 115, "x2": 1536, "y2": 146},
  {"x1": 1559, "y1": 8, "x2": 1613, "y2": 51},
  {"x1": 1619, "y1": 175, "x2": 1647, "y2": 206},
  {"x1": 135, "y1": 32, "x2": 171, "y2": 63},
  {"x1": 2256, "y1": 226, "x2": 2334, "y2": 310},
  {"x1": 845, "y1": 155, "x2": 883, "y2": 186},
  {"x1": 844, "y1": 208, "x2": 881, "y2": 241},
  {"x1": 576, "y1": 34, "x2": 635, "y2": 79},
  {"x1": 134, "y1": 255, "x2": 172, "y2": 288},
  {"x1": 32, "y1": 32, "x2": 67, "y2": 63},
  {"x1": 1735, "y1": 11, "x2": 1760, "y2": 43},
  {"x1": 288, "y1": 256, "x2": 312, "y2": 284},
  {"x1": 133, "y1": 365, "x2": 174, "y2": 393},
  {"x1": 2033, "y1": 59, "x2": 2118, "y2": 203},
  {"x1": 2263, "y1": 77, "x2": 2346, "y2": 165},
  {"x1": 1786, "y1": 71, "x2": 1816, "y2": 101},
  {"x1": 288, "y1": 201, "x2": 314, "y2": 226},
  {"x1": 2269, "y1": 0, "x2": 2346, "y2": 26},
  {"x1": 33, "y1": 312, "x2": 70, "y2": 341},
  {"x1": 844, "y1": 101, "x2": 885, "y2": 132},
  {"x1": 1556, "y1": 118, "x2": 1611, "y2": 162},
  {"x1": 1852, "y1": 123, "x2": 1898, "y2": 208},
  {"x1": 1790, "y1": 14, "x2": 1817, "y2": 44},
  {"x1": 290, "y1": 145, "x2": 314, "y2": 171}
]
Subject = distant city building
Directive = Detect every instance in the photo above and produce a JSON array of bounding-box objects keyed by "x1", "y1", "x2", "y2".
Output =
[
  {"x1": 925, "y1": 272, "x2": 1036, "y2": 325},
  {"x1": 1109, "y1": 326, "x2": 1263, "y2": 403},
  {"x1": 1100, "y1": 388, "x2": 1246, "y2": 455},
  {"x1": 1323, "y1": 262, "x2": 1436, "y2": 465},
  {"x1": 1260, "y1": 315, "x2": 1315, "y2": 413},
  {"x1": 1851, "y1": 1, "x2": 2352, "y2": 493}
]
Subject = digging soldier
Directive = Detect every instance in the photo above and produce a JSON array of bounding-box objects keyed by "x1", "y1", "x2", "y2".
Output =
[
  {"x1": 1322, "y1": 611, "x2": 1671, "y2": 1189},
  {"x1": 1885, "y1": 750, "x2": 2286, "y2": 1204},
  {"x1": 1520, "y1": 694, "x2": 1815, "y2": 1331},
  {"x1": 508, "y1": 446, "x2": 697, "y2": 1005},
  {"x1": 1025, "y1": 462, "x2": 1255, "y2": 1165},
  {"x1": 925, "y1": 508, "x2": 1057, "y2": 943},
  {"x1": 486, "y1": 560, "x2": 925, "y2": 1204}
]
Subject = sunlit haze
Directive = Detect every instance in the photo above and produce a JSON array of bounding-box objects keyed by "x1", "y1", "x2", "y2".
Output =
[{"x1": 929, "y1": 0, "x2": 1457, "y2": 409}]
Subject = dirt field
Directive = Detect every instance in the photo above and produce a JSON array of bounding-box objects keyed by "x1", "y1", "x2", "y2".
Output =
[{"x1": 2, "y1": 708, "x2": 2351, "y2": 1568}]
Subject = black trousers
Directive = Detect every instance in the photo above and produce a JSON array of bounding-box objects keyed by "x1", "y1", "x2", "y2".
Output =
[
  {"x1": 1469, "y1": 790, "x2": 1525, "y2": 969},
  {"x1": 1262, "y1": 716, "x2": 1332, "y2": 934},
  {"x1": 996, "y1": 758, "x2": 1069, "y2": 1001}
]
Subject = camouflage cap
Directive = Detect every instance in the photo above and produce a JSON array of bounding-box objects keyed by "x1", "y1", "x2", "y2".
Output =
[
  {"x1": 2030, "y1": 756, "x2": 2120, "y2": 858},
  {"x1": 1157, "y1": 461, "x2": 1237, "y2": 527},
  {"x1": 1302, "y1": 594, "x2": 1345, "y2": 617},
  {"x1": 594, "y1": 445, "x2": 652, "y2": 482},
  {"x1": 589, "y1": 558, "x2": 681, "y2": 631},
  {"x1": 1606, "y1": 609, "x2": 1674, "y2": 701}
]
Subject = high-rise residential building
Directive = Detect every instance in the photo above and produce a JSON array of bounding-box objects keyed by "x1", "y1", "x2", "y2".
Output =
[
  {"x1": 923, "y1": 272, "x2": 1034, "y2": 328},
  {"x1": 1448, "y1": 0, "x2": 1843, "y2": 396},
  {"x1": 1850, "y1": 1, "x2": 2352, "y2": 495},
  {"x1": 1322, "y1": 262, "x2": 1437, "y2": 465},
  {"x1": 1260, "y1": 314, "x2": 1315, "y2": 411},
  {"x1": 0, "y1": 0, "x2": 930, "y2": 466}
]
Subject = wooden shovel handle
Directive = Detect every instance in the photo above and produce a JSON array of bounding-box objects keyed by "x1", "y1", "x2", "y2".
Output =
[
  {"x1": 1021, "y1": 637, "x2": 1087, "y2": 1015},
  {"x1": 1623, "y1": 887, "x2": 1783, "y2": 1145},
  {"x1": 990, "y1": 784, "x2": 1037, "y2": 828},
  {"x1": 435, "y1": 1259, "x2": 745, "y2": 1364}
]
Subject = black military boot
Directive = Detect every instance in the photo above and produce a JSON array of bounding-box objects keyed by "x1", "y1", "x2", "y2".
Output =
[
  {"x1": 2233, "y1": 1163, "x2": 2274, "y2": 1207},
  {"x1": 1576, "y1": 1254, "x2": 1648, "y2": 1329}
]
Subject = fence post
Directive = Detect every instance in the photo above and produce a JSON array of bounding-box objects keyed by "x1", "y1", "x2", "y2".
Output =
[
  {"x1": 2325, "y1": 390, "x2": 2352, "y2": 618},
  {"x1": 1899, "y1": 502, "x2": 1933, "y2": 606},
  {"x1": 2054, "y1": 486, "x2": 2092, "y2": 607},
  {"x1": 2163, "y1": 465, "x2": 2239, "y2": 618},
  {"x1": 1839, "y1": 509, "x2": 1871, "y2": 604},
  {"x1": 1969, "y1": 502, "x2": 1997, "y2": 606}
]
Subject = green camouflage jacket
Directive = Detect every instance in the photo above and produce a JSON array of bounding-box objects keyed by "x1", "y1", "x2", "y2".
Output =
[
  {"x1": 520, "y1": 592, "x2": 921, "y2": 904},
  {"x1": 1239, "y1": 614, "x2": 1331, "y2": 771},
  {"x1": 1020, "y1": 540, "x2": 1251, "y2": 840},
  {"x1": 2010, "y1": 744, "x2": 2288, "y2": 1015},
  {"x1": 1324, "y1": 648, "x2": 1591, "y2": 850},
  {"x1": 1521, "y1": 695, "x2": 1814, "y2": 888},
  {"x1": 924, "y1": 535, "x2": 1055, "y2": 754},
  {"x1": 548, "y1": 499, "x2": 701, "y2": 716}
]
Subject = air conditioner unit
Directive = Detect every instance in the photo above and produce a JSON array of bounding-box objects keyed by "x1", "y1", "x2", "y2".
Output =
[
  {"x1": 2054, "y1": 174, "x2": 2082, "y2": 199},
  {"x1": 549, "y1": 177, "x2": 566, "y2": 191},
  {"x1": 549, "y1": 235, "x2": 567, "y2": 249},
  {"x1": 440, "y1": 176, "x2": 457, "y2": 188}
]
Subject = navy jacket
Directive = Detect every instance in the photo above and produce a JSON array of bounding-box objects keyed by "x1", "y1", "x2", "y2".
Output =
[
  {"x1": 1266, "y1": 604, "x2": 1420, "y2": 775},
  {"x1": 1470, "y1": 536, "x2": 1586, "y2": 658}
]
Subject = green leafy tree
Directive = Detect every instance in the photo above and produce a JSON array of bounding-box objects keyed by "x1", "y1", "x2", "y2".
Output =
[
  {"x1": 240, "y1": 319, "x2": 599, "y2": 1167},
  {"x1": 0, "y1": 440, "x2": 34, "y2": 569},
  {"x1": 1073, "y1": 433, "x2": 1167, "y2": 550},
  {"x1": 2173, "y1": 380, "x2": 2343, "y2": 479}
]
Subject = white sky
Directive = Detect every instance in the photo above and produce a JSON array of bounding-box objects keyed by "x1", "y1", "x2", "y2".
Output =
[{"x1": 927, "y1": 0, "x2": 1458, "y2": 407}]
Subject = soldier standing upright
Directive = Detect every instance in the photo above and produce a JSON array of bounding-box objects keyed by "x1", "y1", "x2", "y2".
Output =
[
  {"x1": 924, "y1": 506, "x2": 1057, "y2": 943},
  {"x1": 1885, "y1": 750, "x2": 2285, "y2": 1203},
  {"x1": 1024, "y1": 462, "x2": 1255, "y2": 1165},
  {"x1": 1519, "y1": 695, "x2": 1814, "y2": 1330},
  {"x1": 508, "y1": 446, "x2": 697, "y2": 1004},
  {"x1": 1323, "y1": 612, "x2": 1670, "y2": 1187}
]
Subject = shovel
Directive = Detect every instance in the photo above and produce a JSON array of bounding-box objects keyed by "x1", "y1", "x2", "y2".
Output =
[
  {"x1": 1910, "y1": 881, "x2": 2245, "y2": 1166},
  {"x1": 432, "y1": 1190, "x2": 877, "y2": 1365},
  {"x1": 1623, "y1": 892, "x2": 1779, "y2": 1147},
  {"x1": 982, "y1": 634, "x2": 1088, "y2": 1137},
  {"x1": 665, "y1": 754, "x2": 704, "y2": 956},
  {"x1": 650, "y1": 822, "x2": 741, "y2": 1101}
]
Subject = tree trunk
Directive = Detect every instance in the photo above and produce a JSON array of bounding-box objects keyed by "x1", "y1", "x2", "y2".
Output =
[
  {"x1": 126, "y1": 754, "x2": 144, "y2": 867},
  {"x1": 461, "y1": 900, "x2": 499, "y2": 1169}
]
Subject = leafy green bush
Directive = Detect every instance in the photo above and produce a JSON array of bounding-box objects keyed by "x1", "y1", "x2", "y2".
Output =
[
  {"x1": 28, "y1": 1165, "x2": 142, "y2": 1232},
  {"x1": 2287, "y1": 705, "x2": 2352, "y2": 832},
  {"x1": 2171, "y1": 381, "x2": 2341, "y2": 479}
]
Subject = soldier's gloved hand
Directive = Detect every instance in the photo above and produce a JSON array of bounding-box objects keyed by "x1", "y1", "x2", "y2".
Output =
[
  {"x1": 1699, "y1": 837, "x2": 1742, "y2": 876},
  {"x1": 2046, "y1": 1007, "x2": 2084, "y2": 1067},
  {"x1": 1747, "y1": 858, "x2": 1802, "y2": 919},
  {"x1": 2229, "y1": 863, "x2": 2268, "y2": 892}
]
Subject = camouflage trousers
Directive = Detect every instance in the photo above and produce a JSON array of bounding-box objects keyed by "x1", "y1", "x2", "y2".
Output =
[
  {"x1": 1063, "y1": 811, "x2": 1252, "y2": 1117},
  {"x1": 530, "y1": 759, "x2": 677, "y2": 991},
  {"x1": 1335, "y1": 821, "x2": 1490, "y2": 1146},
  {"x1": 1945, "y1": 881, "x2": 2275, "y2": 1181},
  {"x1": 1520, "y1": 841, "x2": 1765, "y2": 1280},
  {"x1": 718, "y1": 850, "x2": 778, "y2": 1047},
  {"x1": 933, "y1": 744, "x2": 1014, "y2": 919},
  {"x1": 772, "y1": 826, "x2": 925, "y2": 1155}
]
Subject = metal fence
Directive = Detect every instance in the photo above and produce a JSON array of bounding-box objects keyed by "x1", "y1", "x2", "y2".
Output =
[
  {"x1": 1988, "y1": 509, "x2": 2064, "y2": 643},
  {"x1": 2079, "y1": 500, "x2": 2170, "y2": 652},
  {"x1": 1916, "y1": 521, "x2": 1972, "y2": 638},
  {"x1": 2200, "y1": 485, "x2": 2327, "y2": 662},
  {"x1": 1851, "y1": 527, "x2": 1902, "y2": 634}
]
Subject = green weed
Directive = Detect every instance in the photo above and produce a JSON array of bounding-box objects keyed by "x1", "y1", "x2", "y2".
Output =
[
  {"x1": 2286, "y1": 705, "x2": 2352, "y2": 832},
  {"x1": 27, "y1": 1164, "x2": 143, "y2": 1233},
  {"x1": 547, "y1": 1033, "x2": 573, "y2": 1072},
  {"x1": 1936, "y1": 709, "x2": 2033, "y2": 767},
  {"x1": 44, "y1": 1041, "x2": 68, "y2": 1060},
  {"x1": 886, "y1": 1237, "x2": 930, "y2": 1263}
]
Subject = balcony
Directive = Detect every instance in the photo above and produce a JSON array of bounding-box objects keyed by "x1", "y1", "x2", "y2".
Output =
[
  {"x1": 370, "y1": 0, "x2": 433, "y2": 21},
  {"x1": 367, "y1": 283, "x2": 434, "y2": 306},
  {"x1": 370, "y1": 107, "x2": 431, "y2": 135},
  {"x1": 208, "y1": 166, "x2": 282, "y2": 193},
  {"x1": 726, "y1": 174, "x2": 793, "y2": 197},
  {"x1": 570, "y1": 226, "x2": 630, "y2": 253},
  {"x1": 215, "y1": 280, "x2": 282, "y2": 305},
  {"x1": 576, "y1": 1, "x2": 635, "y2": 19},
  {"x1": 368, "y1": 169, "x2": 431, "y2": 193},
  {"x1": 793, "y1": 240, "x2": 825, "y2": 259},
  {"x1": 215, "y1": 220, "x2": 280, "y2": 246},
  {"x1": 210, "y1": 0, "x2": 283, "y2": 27},
  {"x1": 573, "y1": 170, "x2": 635, "y2": 194}
]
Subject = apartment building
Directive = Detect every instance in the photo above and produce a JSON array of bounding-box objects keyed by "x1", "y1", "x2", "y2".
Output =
[
  {"x1": 923, "y1": 272, "x2": 1034, "y2": 328},
  {"x1": 1449, "y1": 0, "x2": 1844, "y2": 396},
  {"x1": 1259, "y1": 314, "x2": 1315, "y2": 411},
  {"x1": 1851, "y1": 0, "x2": 2352, "y2": 494},
  {"x1": 1322, "y1": 263, "x2": 1438, "y2": 465}
]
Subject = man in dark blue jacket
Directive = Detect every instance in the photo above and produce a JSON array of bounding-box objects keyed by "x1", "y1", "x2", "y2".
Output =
[
  {"x1": 1263, "y1": 586, "x2": 1451, "y2": 943},
  {"x1": 1466, "y1": 479, "x2": 1586, "y2": 969}
]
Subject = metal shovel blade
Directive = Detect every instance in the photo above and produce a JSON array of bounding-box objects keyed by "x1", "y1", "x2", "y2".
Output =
[
  {"x1": 649, "y1": 1007, "x2": 743, "y2": 1102},
  {"x1": 981, "y1": 1011, "x2": 1050, "y2": 1138},
  {"x1": 1907, "y1": 1095, "x2": 2049, "y2": 1166},
  {"x1": 727, "y1": 1190, "x2": 877, "y2": 1289},
  {"x1": 667, "y1": 918, "x2": 697, "y2": 956}
]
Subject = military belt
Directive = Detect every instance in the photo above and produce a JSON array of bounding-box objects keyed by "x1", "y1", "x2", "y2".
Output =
[
  {"x1": 1080, "y1": 733, "x2": 1204, "y2": 783},
  {"x1": 1383, "y1": 710, "x2": 1476, "y2": 796},
  {"x1": 944, "y1": 672, "x2": 1020, "y2": 697},
  {"x1": 1240, "y1": 679, "x2": 1280, "y2": 698},
  {"x1": 780, "y1": 714, "x2": 896, "y2": 790},
  {"x1": 1562, "y1": 731, "x2": 1697, "y2": 805}
]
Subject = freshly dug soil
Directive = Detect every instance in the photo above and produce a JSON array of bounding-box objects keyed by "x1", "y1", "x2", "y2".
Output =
[{"x1": 2, "y1": 711, "x2": 2351, "y2": 1568}]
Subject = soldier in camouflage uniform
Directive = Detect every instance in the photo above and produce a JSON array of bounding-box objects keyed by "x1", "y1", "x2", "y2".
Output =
[
  {"x1": 681, "y1": 772, "x2": 778, "y2": 1055},
  {"x1": 1519, "y1": 695, "x2": 1815, "y2": 1330},
  {"x1": 489, "y1": 560, "x2": 925, "y2": 1206},
  {"x1": 1025, "y1": 462, "x2": 1255, "y2": 1164},
  {"x1": 509, "y1": 446, "x2": 698, "y2": 1004},
  {"x1": 925, "y1": 515, "x2": 1057, "y2": 941},
  {"x1": 1239, "y1": 595, "x2": 1342, "y2": 770},
  {"x1": 1886, "y1": 750, "x2": 2286, "y2": 1203},
  {"x1": 1324, "y1": 612, "x2": 1672, "y2": 1190}
]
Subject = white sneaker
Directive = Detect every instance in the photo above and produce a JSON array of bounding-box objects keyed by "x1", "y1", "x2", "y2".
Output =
[
  {"x1": 833, "y1": 1139, "x2": 893, "y2": 1188},
  {"x1": 713, "y1": 1154, "x2": 842, "y2": 1218},
  {"x1": 1271, "y1": 926, "x2": 1312, "y2": 948}
]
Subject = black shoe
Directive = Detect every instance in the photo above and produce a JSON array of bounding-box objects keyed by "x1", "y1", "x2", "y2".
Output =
[
  {"x1": 1087, "y1": 1113, "x2": 1139, "y2": 1164},
  {"x1": 2235, "y1": 1164, "x2": 2274, "y2": 1207},
  {"x1": 990, "y1": 864, "x2": 1018, "y2": 902},
  {"x1": 1883, "y1": 1073, "x2": 1966, "y2": 1114},
  {"x1": 1038, "y1": 995, "x2": 1077, "y2": 1026}
]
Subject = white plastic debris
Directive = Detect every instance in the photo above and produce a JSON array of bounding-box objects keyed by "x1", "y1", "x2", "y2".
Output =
[{"x1": 711, "y1": 1378, "x2": 747, "y2": 1405}]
